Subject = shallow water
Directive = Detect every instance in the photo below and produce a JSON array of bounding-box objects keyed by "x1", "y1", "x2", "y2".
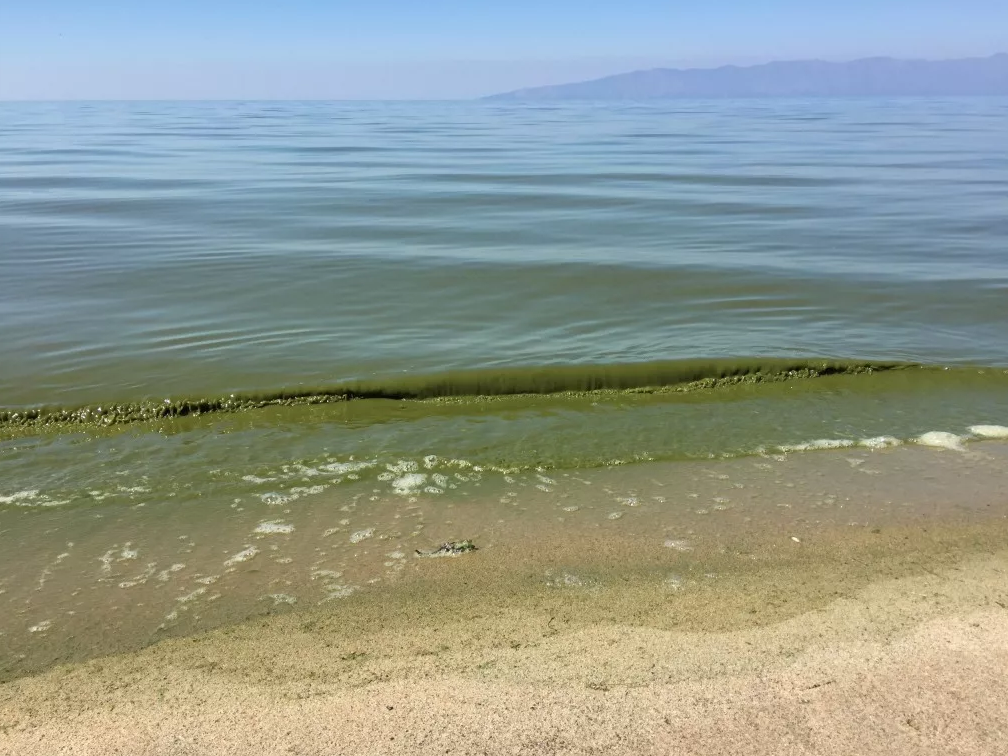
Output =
[{"x1": 3, "y1": 441, "x2": 1007, "y2": 680}]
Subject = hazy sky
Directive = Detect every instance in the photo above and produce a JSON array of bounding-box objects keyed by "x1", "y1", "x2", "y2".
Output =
[{"x1": 1, "y1": 1, "x2": 1006, "y2": 99}]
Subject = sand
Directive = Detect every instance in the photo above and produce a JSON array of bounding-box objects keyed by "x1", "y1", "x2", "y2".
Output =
[{"x1": 3, "y1": 519, "x2": 1008, "y2": 756}]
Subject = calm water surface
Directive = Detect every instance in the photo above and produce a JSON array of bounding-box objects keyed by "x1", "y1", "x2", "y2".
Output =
[{"x1": 2, "y1": 99, "x2": 1007, "y2": 406}]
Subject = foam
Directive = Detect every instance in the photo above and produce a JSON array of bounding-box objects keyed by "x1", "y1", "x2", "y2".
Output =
[
  {"x1": 28, "y1": 620, "x2": 52, "y2": 634},
  {"x1": 350, "y1": 528, "x2": 375, "y2": 544},
  {"x1": 242, "y1": 475, "x2": 276, "y2": 484},
  {"x1": 916, "y1": 431, "x2": 966, "y2": 451},
  {"x1": 392, "y1": 473, "x2": 427, "y2": 495},
  {"x1": 969, "y1": 424, "x2": 1008, "y2": 439},
  {"x1": 177, "y1": 587, "x2": 207, "y2": 604},
  {"x1": 254, "y1": 521, "x2": 295, "y2": 535},
  {"x1": 0, "y1": 489, "x2": 66, "y2": 507},
  {"x1": 387, "y1": 459, "x2": 419, "y2": 475},
  {"x1": 118, "y1": 563, "x2": 157, "y2": 589},
  {"x1": 119, "y1": 544, "x2": 138, "y2": 561},
  {"x1": 156, "y1": 563, "x2": 186, "y2": 582},
  {"x1": 223, "y1": 546, "x2": 259, "y2": 567},
  {"x1": 780, "y1": 439, "x2": 856, "y2": 453},
  {"x1": 0, "y1": 490, "x2": 39, "y2": 505},
  {"x1": 859, "y1": 436, "x2": 903, "y2": 450}
]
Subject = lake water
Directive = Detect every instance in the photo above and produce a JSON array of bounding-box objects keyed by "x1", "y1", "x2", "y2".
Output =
[{"x1": 2, "y1": 99, "x2": 1008, "y2": 674}]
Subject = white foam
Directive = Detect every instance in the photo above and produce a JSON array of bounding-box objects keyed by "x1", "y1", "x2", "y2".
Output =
[
  {"x1": 969, "y1": 424, "x2": 1008, "y2": 439},
  {"x1": 917, "y1": 431, "x2": 966, "y2": 451},
  {"x1": 254, "y1": 521, "x2": 295, "y2": 535},
  {"x1": 260, "y1": 492, "x2": 290, "y2": 506},
  {"x1": 349, "y1": 528, "x2": 374, "y2": 544},
  {"x1": 118, "y1": 563, "x2": 157, "y2": 589},
  {"x1": 241, "y1": 474, "x2": 276, "y2": 484},
  {"x1": 0, "y1": 490, "x2": 39, "y2": 505},
  {"x1": 223, "y1": 546, "x2": 259, "y2": 567},
  {"x1": 290, "y1": 485, "x2": 325, "y2": 497},
  {"x1": 0, "y1": 489, "x2": 65, "y2": 507},
  {"x1": 156, "y1": 563, "x2": 186, "y2": 582},
  {"x1": 387, "y1": 459, "x2": 419, "y2": 475},
  {"x1": 780, "y1": 439, "x2": 855, "y2": 453},
  {"x1": 177, "y1": 587, "x2": 207, "y2": 604},
  {"x1": 392, "y1": 473, "x2": 427, "y2": 495},
  {"x1": 859, "y1": 436, "x2": 903, "y2": 450},
  {"x1": 320, "y1": 460, "x2": 375, "y2": 475},
  {"x1": 29, "y1": 620, "x2": 51, "y2": 633}
]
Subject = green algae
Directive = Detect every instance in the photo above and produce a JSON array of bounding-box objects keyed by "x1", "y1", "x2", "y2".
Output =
[{"x1": 0, "y1": 358, "x2": 909, "y2": 432}]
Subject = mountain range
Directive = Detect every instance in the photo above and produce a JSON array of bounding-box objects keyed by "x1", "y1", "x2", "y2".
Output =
[{"x1": 486, "y1": 54, "x2": 1008, "y2": 99}]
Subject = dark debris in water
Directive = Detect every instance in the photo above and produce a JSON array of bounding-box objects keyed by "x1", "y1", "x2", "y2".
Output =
[{"x1": 415, "y1": 540, "x2": 478, "y2": 558}]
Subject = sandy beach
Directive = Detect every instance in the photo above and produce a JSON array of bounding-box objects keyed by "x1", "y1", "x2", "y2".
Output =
[{"x1": 3, "y1": 505, "x2": 1007, "y2": 755}]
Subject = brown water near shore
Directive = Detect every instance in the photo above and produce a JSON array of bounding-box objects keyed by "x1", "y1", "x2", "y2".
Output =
[{"x1": 3, "y1": 441, "x2": 1008, "y2": 682}]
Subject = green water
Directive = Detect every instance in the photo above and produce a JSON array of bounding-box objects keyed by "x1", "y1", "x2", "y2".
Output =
[{"x1": 3, "y1": 365, "x2": 1008, "y2": 510}]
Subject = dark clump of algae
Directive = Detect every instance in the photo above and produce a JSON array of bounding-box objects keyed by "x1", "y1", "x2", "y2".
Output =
[{"x1": 0, "y1": 358, "x2": 900, "y2": 430}]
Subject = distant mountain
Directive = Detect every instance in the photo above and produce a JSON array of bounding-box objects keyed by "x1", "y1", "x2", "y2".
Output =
[{"x1": 486, "y1": 54, "x2": 1008, "y2": 100}]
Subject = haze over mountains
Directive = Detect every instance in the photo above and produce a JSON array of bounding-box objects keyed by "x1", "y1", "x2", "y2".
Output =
[{"x1": 487, "y1": 54, "x2": 1008, "y2": 100}]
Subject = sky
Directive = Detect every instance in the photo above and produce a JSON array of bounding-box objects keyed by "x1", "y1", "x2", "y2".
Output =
[{"x1": 1, "y1": 1, "x2": 1006, "y2": 99}]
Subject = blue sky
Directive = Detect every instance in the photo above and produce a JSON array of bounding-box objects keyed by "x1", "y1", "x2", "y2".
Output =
[{"x1": 1, "y1": 1, "x2": 1006, "y2": 99}]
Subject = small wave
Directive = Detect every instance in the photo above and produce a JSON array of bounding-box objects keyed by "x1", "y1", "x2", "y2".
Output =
[
  {"x1": 859, "y1": 436, "x2": 903, "y2": 450},
  {"x1": 916, "y1": 431, "x2": 966, "y2": 451},
  {"x1": 0, "y1": 358, "x2": 908, "y2": 430},
  {"x1": 969, "y1": 424, "x2": 1008, "y2": 439},
  {"x1": 0, "y1": 489, "x2": 68, "y2": 507},
  {"x1": 780, "y1": 439, "x2": 856, "y2": 452}
]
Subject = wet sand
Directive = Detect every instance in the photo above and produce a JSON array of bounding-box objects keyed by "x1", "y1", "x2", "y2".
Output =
[{"x1": 2, "y1": 444, "x2": 1008, "y2": 754}]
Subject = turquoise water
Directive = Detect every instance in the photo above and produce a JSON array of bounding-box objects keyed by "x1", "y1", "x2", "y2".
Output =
[{"x1": 2, "y1": 99, "x2": 1008, "y2": 508}]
